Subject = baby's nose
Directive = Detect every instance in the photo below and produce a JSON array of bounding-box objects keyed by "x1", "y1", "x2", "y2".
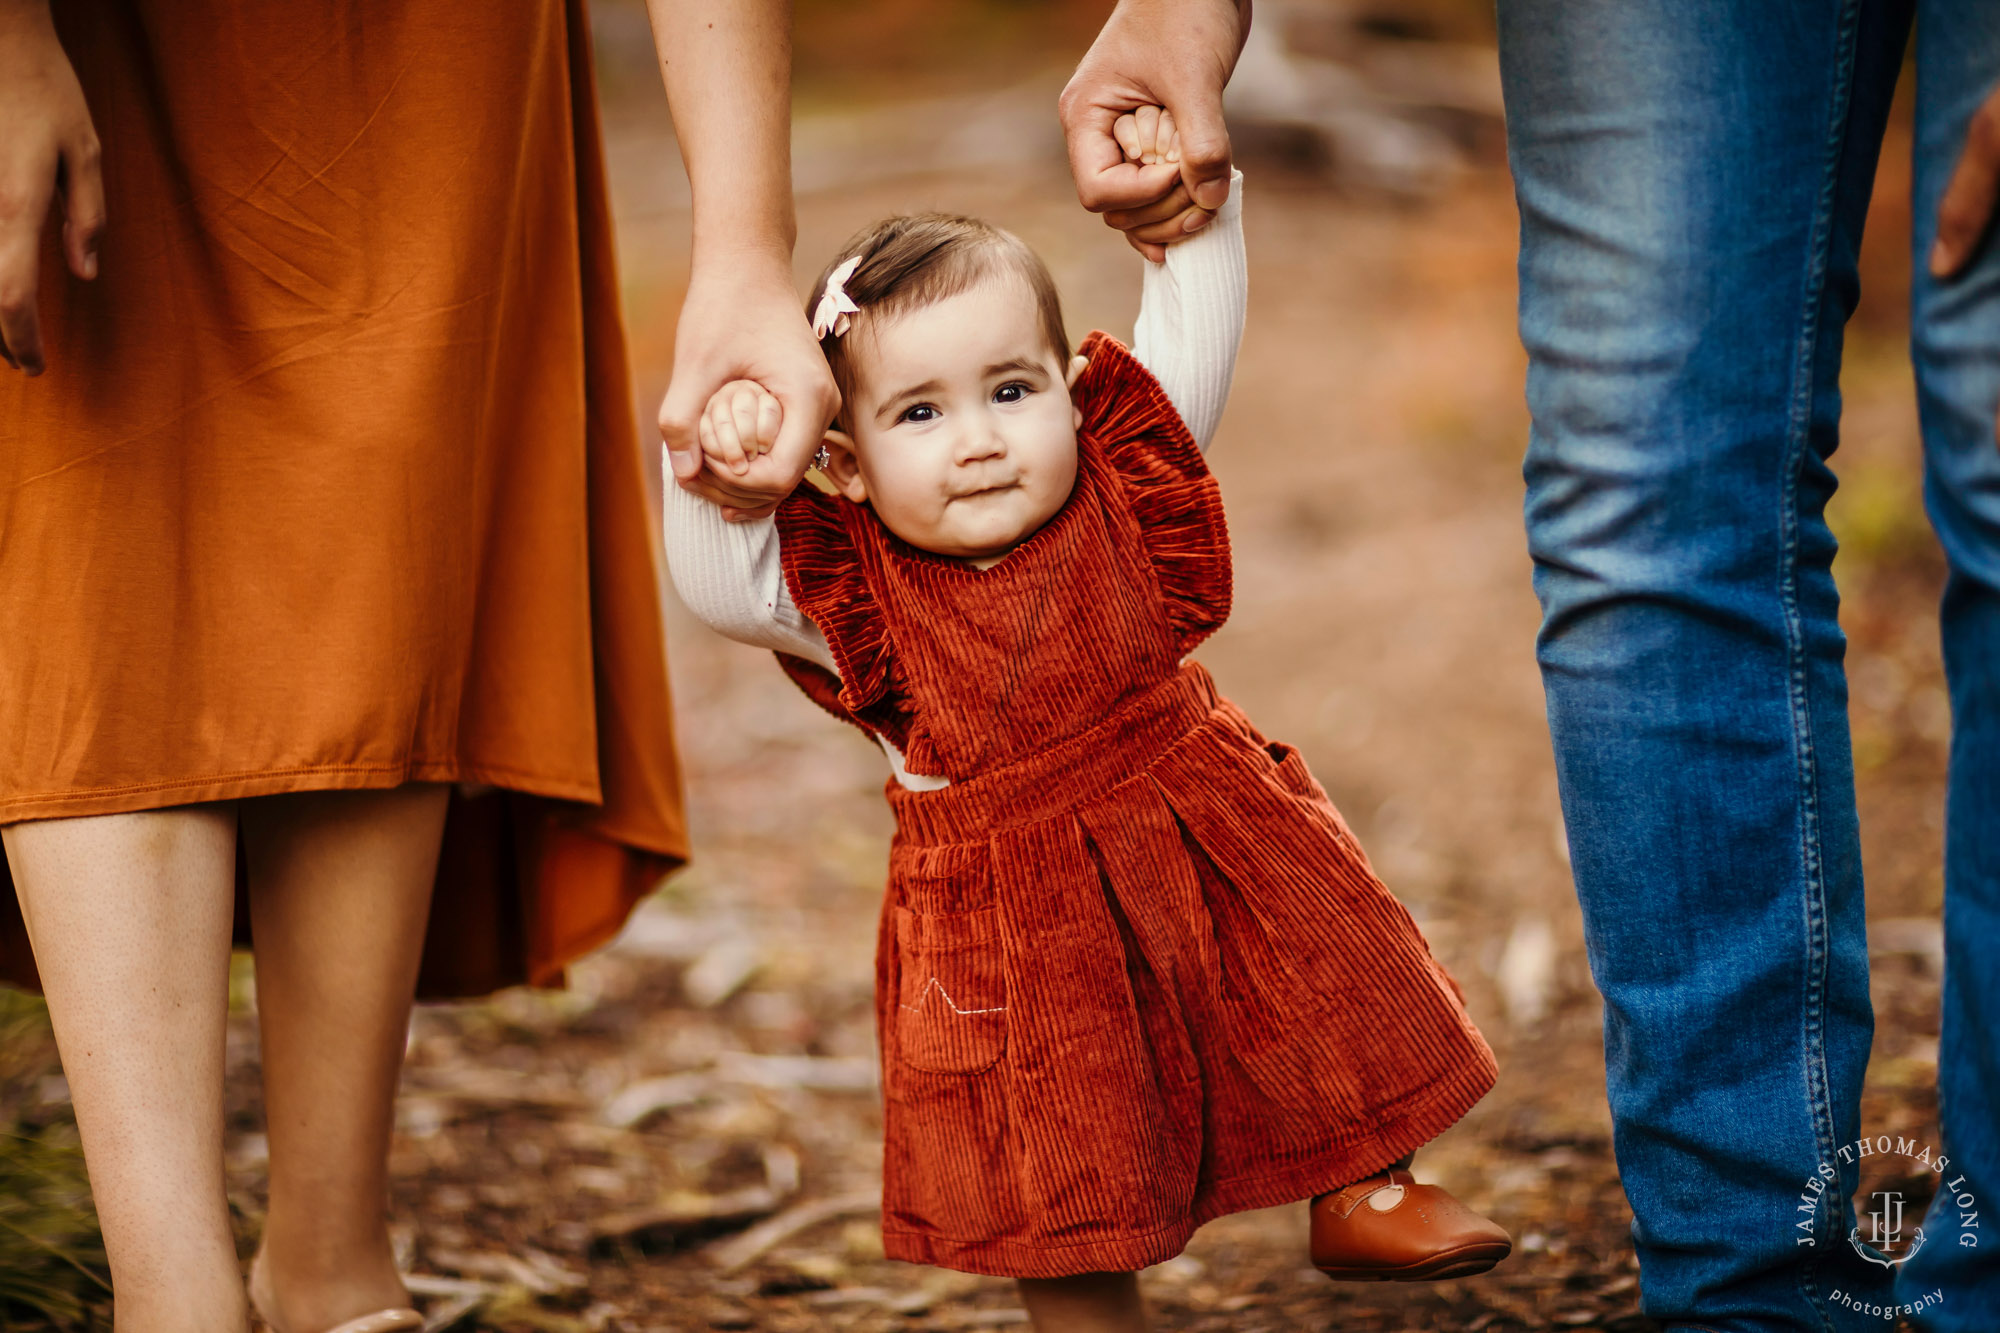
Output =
[{"x1": 958, "y1": 425, "x2": 1006, "y2": 462}]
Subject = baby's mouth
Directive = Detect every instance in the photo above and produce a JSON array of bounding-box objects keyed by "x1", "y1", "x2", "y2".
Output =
[{"x1": 953, "y1": 482, "x2": 1018, "y2": 501}]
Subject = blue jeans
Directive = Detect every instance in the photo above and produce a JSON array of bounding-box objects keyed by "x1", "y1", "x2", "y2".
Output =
[{"x1": 1497, "y1": 2, "x2": 2000, "y2": 1329}]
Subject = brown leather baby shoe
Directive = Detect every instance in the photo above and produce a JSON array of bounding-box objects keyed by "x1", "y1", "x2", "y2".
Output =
[{"x1": 1309, "y1": 1169, "x2": 1512, "y2": 1281}]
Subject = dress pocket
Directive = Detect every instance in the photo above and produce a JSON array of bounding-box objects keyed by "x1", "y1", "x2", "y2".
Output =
[
  {"x1": 893, "y1": 905, "x2": 1007, "y2": 1075},
  {"x1": 1263, "y1": 739, "x2": 1328, "y2": 801},
  {"x1": 1261, "y1": 737, "x2": 1371, "y2": 858}
]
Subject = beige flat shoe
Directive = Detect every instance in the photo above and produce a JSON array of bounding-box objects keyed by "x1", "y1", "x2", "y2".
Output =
[{"x1": 247, "y1": 1253, "x2": 424, "y2": 1333}]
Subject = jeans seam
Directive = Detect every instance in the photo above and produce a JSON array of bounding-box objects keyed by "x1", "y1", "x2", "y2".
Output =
[{"x1": 1785, "y1": 2, "x2": 1866, "y2": 1329}]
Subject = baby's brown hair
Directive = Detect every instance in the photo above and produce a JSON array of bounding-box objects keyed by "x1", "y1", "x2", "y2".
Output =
[{"x1": 808, "y1": 214, "x2": 1070, "y2": 429}]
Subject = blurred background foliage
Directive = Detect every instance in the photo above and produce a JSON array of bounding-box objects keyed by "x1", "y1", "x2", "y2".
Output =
[{"x1": 0, "y1": 991, "x2": 106, "y2": 1331}]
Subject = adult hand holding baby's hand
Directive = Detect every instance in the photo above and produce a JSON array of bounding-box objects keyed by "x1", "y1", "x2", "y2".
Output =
[
  {"x1": 1060, "y1": 0, "x2": 1247, "y2": 262},
  {"x1": 660, "y1": 256, "x2": 838, "y2": 521},
  {"x1": 1106, "y1": 107, "x2": 1207, "y2": 256}
]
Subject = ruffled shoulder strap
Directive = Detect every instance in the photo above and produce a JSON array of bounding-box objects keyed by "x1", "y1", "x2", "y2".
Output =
[
  {"x1": 1073, "y1": 330, "x2": 1233, "y2": 654},
  {"x1": 771, "y1": 483, "x2": 917, "y2": 751}
]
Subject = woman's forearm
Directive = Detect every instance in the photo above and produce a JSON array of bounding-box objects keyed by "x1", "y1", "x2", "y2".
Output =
[
  {"x1": 646, "y1": 0, "x2": 837, "y2": 501},
  {"x1": 645, "y1": 0, "x2": 796, "y2": 272}
]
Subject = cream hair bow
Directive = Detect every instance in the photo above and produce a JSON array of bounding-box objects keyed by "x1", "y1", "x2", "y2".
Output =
[{"x1": 812, "y1": 257, "x2": 862, "y2": 339}]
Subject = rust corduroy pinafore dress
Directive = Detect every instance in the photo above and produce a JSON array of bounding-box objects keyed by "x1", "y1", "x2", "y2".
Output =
[{"x1": 773, "y1": 333, "x2": 1498, "y2": 1278}]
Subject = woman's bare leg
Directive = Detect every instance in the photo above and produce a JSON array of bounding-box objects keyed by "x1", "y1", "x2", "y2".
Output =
[
  {"x1": 1016, "y1": 1272, "x2": 1148, "y2": 1333},
  {"x1": 4, "y1": 806, "x2": 247, "y2": 1333},
  {"x1": 241, "y1": 785, "x2": 448, "y2": 1333}
]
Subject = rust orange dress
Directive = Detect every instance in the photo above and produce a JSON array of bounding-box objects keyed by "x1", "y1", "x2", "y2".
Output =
[
  {"x1": 0, "y1": 0, "x2": 687, "y2": 996},
  {"x1": 773, "y1": 333, "x2": 1496, "y2": 1278}
]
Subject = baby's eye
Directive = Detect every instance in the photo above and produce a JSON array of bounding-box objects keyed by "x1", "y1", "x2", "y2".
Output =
[
  {"x1": 993, "y1": 381, "x2": 1033, "y2": 404},
  {"x1": 898, "y1": 403, "x2": 939, "y2": 424}
]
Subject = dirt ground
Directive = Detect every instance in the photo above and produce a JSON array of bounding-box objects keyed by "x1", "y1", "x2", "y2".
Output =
[{"x1": 7, "y1": 4, "x2": 1955, "y2": 1332}]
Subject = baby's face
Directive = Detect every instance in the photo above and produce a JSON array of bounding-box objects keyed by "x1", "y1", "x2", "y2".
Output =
[{"x1": 832, "y1": 275, "x2": 1081, "y2": 566}]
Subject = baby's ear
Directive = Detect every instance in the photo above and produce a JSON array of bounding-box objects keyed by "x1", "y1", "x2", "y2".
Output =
[
  {"x1": 1066, "y1": 354, "x2": 1088, "y2": 389},
  {"x1": 819, "y1": 429, "x2": 868, "y2": 503}
]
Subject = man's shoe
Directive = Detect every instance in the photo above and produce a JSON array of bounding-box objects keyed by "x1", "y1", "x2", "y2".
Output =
[{"x1": 1309, "y1": 1169, "x2": 1512, "y2": 1281}]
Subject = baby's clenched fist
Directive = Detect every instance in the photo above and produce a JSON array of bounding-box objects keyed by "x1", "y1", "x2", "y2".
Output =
[
  {"x1": 699, "y1": 378, "x2": 782, "y2": 476},
  {"x1": 1114, "y1": 106, "x2": 1180, "y2": 167}
]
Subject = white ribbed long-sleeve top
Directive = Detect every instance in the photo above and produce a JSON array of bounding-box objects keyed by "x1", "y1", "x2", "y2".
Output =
[{"x1": 663, "y1": 174, "x2": 1247, "y2": 788}]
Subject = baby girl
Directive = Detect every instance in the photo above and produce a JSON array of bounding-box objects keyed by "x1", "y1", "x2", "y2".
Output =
[{"x1": 664, "y1": 113, "x2": 1507, "y2": 1332}]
